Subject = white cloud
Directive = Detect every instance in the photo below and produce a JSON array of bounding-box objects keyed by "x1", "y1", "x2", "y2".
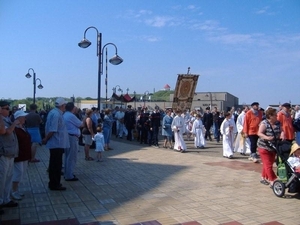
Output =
[
  {"x1": 208, "y1": 33, "x2": 255, "y2": 44},
  {"x1": 276, "y1": 34, "x2": 300, "y2": 44},
  {"x1": 187, "y1": 5, "x2": 196, "y2": 10},
  {"x1": 254, "y1": 6, "x2": 276, "y2": 15},
  {"x1": 142, "y1": 35, "x2": 160, "y2": 42},
  {"x1": 135, "y1": 9, "x2": 152, "y2": 18},
  {"x1": 145, "y1": 16, "x2": 176, "y2": 28},
  {"x1": 190, "y1": 20, "x2": 226, "y2": 32}
]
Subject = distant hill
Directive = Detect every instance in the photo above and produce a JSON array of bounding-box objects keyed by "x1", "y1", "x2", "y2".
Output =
[{"x1": 152, "y1": 90, "x2": 174, "y2": 101}]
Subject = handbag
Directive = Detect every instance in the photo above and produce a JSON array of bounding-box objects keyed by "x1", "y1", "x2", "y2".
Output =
[{"x1": 265, "y1": 120, "x2": 279, "y2": 151}]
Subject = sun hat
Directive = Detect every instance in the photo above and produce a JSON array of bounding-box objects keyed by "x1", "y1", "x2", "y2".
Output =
[
  {"x1": 14, "y1": 110, "x2": 28, "y2": 119},
  {"x1": 290, "y1": 142, "x2": 300, "y2": 156}
]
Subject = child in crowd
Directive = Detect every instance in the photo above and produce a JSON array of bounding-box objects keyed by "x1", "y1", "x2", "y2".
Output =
[
  {"x1": 220, "y1": 112, "x2": 237, "y2": 159},
  {"x1": 288, "y1": 142, "x2": 300, "y2": 174},
  {"x1": 191, "y1": 114, "x2": 206, "y2": 149},
  {"x1": 93, "y1": 126, "x2": 105, "y2": 162}
]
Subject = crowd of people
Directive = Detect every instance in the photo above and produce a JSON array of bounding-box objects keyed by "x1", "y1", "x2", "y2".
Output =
[{"x1": 1, "y1": 98, "x2": 300, "y2": 215}]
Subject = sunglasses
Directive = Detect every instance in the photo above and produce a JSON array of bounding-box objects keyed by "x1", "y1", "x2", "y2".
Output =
[{"x1": 1, "y1": 107, "x2": 10, "y2": 110}]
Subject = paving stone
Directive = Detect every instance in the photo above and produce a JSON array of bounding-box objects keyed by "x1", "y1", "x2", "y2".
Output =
[{"x1": 1, "y1": 139, "x2": 299, "y2": 225}]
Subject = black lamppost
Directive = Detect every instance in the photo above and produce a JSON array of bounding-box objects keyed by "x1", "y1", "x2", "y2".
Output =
[
  {"x1": 143, "y1": 90, "x2": 150, "y2": 107},
  {"x1": 78, "y1": 26, "x2": 123, "y2": 110},
  {"x1": 133, "y1": 91, "x2": 136, "y2": 109},
  {"x1": 25, "y1": 68, "x2": 43, "y2": 104},
  {"x1": 206, "y1": 92, "x2": 213, "y2": 109},
  {"x1": 113, "y1": 85, "x2": 123, "y2": 107}
]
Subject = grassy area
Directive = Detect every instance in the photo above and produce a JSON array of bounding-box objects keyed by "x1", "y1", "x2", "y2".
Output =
[{"x1": 134, "y1": 90, "x2": 174, "y2": 101}]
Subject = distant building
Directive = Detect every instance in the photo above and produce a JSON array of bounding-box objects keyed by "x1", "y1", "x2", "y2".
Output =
[
  {"x1": 75, "y1": 91, "x2": 239, "y2": 112},
  {"x1": 187, "y1": 92, "x2": 239, "y2": 112},
  {"x1": 163, "y1": 84, "x2": 170, "y2": 91}
]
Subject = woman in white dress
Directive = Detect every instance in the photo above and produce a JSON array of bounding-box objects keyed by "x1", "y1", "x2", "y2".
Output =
[
  {"x1": 220, "y1": 112, "x2": 237, "y2": 159},
  {"x1": 192, "y1": 114, "x2": 206, "y2": 149},
  {"x1": 171, "y1": 109, "x2": 187, "y2": 153}
]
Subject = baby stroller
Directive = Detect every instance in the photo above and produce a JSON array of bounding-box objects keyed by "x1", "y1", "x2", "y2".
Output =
[{"x1": 270, "y1": 141, "x2": 300, "y2": 197}]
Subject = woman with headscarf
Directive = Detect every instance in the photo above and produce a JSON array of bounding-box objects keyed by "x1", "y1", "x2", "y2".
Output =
[{"x1": 12, "y1": 110, "x2": 31, "y2": 200}]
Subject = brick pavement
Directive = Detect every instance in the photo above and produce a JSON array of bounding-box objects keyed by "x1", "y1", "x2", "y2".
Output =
[{"x1": 0, "y1": 137, "x2": 299, "y2": 225}]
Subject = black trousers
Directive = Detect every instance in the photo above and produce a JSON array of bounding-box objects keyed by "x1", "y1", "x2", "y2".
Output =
[
  {"x1": 48, "y1": 148, "x2": 64, "y2": 188},
  {"x1": 204, "y1": 125, "x2": 212, "y2": 140},
  {"x1": 141, "y1": 127, "x2": 148, "y2": 143},
  {"x1": 152, "y1": 126, "x2": 159, "y2": 145},
  {"x1": 126, "y1": 125, "x2": 133, "y2": 141},
  {"x1": 248, "y1": 135, "x2": 259, "y2": 154}
]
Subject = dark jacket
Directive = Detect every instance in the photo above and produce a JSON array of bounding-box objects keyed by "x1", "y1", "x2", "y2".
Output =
[
  {"x1": 151, "y1": 111, "x2": 161, "y2": 127},
  {"x1": 14, "y1": 127, "x2": 31, "y2": 162},
  {"x1": 203, "y1": 112, "x2": 213, "y2": 127}
]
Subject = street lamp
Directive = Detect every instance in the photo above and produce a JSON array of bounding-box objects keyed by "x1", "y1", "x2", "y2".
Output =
[
  {"x1": 78, "y1": 26, "x2": 123, "y2": 110},
  {"x1": 104, "y1": 45, "x2": 123, "y2": 109},
  {"x1": 133, "y1": 91, "x2": 136, "y2": 109},
  {"x1": 206, "y1": 92, "x2": 212, "y2": 109},
  {"x1": 113, "y1": 85, "x2": 123, "y2": 107},
  {"x1": 143, "y1": 91, "x2": 150, "y2": 107},
  {"x1": 25, "y1": 68, "x2": 43, "y2": 104}
]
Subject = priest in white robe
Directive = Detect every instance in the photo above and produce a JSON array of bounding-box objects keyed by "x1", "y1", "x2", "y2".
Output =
[
  {"x1": 234, "y1": 106, "x2": 251, "y2": 155},
  {"x1": 220, "y1": 112, "x2": 237, "y2": 158},
  {"x1": 172, "y1": 109, "x2": 187, "y2": 152}
]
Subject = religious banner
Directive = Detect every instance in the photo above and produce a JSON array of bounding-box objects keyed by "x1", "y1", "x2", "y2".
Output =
[{"x1": 172, "y1": 74, "x2": 199, "y2": 111}]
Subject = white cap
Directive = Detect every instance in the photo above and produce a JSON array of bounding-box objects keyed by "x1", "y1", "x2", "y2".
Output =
[
  {"x1": 55, "y1": 97, "x2": 67, "y2": 106},
  {"x1": 14, "y1": 110, "x2": 28, "y2": 119}
]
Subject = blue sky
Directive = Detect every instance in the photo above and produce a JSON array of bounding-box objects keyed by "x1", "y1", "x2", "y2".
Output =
[{"x1": 1, "y1": 0, "x2": 299, "y2": 108}]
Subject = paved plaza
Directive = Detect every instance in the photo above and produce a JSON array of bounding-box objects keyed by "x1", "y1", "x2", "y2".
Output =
[{"x1": 0, "y1": 137, "x2": 300, "y2": 225}]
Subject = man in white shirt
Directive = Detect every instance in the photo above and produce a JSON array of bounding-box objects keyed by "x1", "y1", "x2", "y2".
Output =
[
  {"x1": 294, "y1": 105, "x2": 300, "y2": 120},
  {"x1": 115, "y1": 108, "x2": 126, "y2": 138}
]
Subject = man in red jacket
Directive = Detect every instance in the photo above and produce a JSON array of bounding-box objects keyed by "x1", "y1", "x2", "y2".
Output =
[
  {"x1": 243, "y1": 102, "x2": 263, "y2": 163},
  {"x1": 277, "y1": 103, "x2": 294, "y2": 142}
]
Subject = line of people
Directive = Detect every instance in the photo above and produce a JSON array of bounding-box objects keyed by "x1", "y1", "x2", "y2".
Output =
[
  {"x1": 218, "y1": 101, "x2": 300, "y2": 190},
  {"x1": 0, "y1": 100, "x2": 53, "y2": 214}
]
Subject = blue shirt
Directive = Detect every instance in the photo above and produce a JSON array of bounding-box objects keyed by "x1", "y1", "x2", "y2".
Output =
[
  {"x1": 103, "y1": 114, "x2": 113, "y2": 129},
  {"x1": 45, "y1": 107, "x2": 70, "y2": 149},
  {"x1": 63, "y1": 111, "x2": 82, "y2": 136},
  {"x1": 92, "y1": 112, "x2": 100, "y2": 125}
]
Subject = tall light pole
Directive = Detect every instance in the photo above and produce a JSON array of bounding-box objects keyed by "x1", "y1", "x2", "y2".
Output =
[
  {"x1": 144, "y1": 90, "x2": 150, "y2": 107},
  {"x1": 25, "y1": 68, "x2": 43, "y2": 104},
  {"x1": 104, "y1": 44, "x2": 123, "y2": 109},
  {"x1": 113, "y1": 85, "x2": 123, "y2": 107},
  {"x1": 133, "y1": 91, "x2": 136, "y2": 109},
  {"x1": 78, "y1": 26, "x2": 123, "y2": 110},
  {"x1": 206, "y1": 92, "x2": 212, "y2": 109}
]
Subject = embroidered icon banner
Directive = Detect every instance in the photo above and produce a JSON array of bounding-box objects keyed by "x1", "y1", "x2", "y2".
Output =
[{"x1": 172, "y1": 74, "x2": 199, "y2": 111}]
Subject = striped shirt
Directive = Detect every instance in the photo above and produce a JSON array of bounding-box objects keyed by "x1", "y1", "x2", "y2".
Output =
[{"x1": 257, "y1": 120, "x2": 281, "y2": 151}]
